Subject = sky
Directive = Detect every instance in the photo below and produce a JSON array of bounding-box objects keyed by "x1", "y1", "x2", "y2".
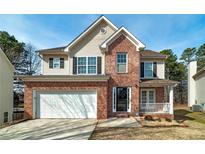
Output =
[{"x1": 0, "y1": 14, "x2": 205, "y2": 58}]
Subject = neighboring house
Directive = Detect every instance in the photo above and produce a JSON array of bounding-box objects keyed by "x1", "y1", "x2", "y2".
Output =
[
  {"x1": 20, "y1": 16, "x2": 178, "y2": 120},
  {"x1": 0, "y1": 48, "x2": 14, "y2": 124},
  {"x1": 188, "y1": 61, "x2": 205, "y2": 107}
]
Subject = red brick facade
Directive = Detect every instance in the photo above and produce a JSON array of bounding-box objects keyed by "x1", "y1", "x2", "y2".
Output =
[
  {"x1": 24, "y1": 82, "x2": 108, "y2": 119},
  {"x1": 105, "y1": 34, "x2": 140, "y2": 117},
  {"x1": 156, "y1": 87, "x2": 165, "y2": 103}
]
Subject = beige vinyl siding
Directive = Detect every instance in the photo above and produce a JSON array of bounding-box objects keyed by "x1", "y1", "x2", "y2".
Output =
[
  {"x1": 43, "y1": 54, "x2": 69, "y2": 75},
  {"x1": 141, "y1": 60, "x2": 165, "y2": 79},
  {"x1": 41, "y1": 21, "x2": 115, "y2": 75},
  {"x1": 69, "y1": 20, "x2": 115, "y2": 75},
  {"x1": 195, "y1": 73, "x2": 205, "y2": 104},
  {"x1": 0, "y1": 51, "x2": 14, "y2": 124}
]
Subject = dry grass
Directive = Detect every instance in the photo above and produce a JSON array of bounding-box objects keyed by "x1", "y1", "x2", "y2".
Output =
[{"x1": 90, "y1": 108, "x2": 205, "y2": 140}]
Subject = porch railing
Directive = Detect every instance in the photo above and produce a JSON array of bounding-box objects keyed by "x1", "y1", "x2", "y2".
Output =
[{"x1": 140, "y1": 103, "x2": 170, "y2": 114}]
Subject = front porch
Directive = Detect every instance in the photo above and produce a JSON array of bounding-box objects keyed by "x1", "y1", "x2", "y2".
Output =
[
  {"x1": 139, "y1": 79, "x2": 179, "y2": 115},
  {"x1": 140, "y1": 102, "x2": 171, "y2": 114}
]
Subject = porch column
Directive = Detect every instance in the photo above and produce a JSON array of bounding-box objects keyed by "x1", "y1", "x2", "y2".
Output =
[{"x1": 169, "y1": 86, "x2": 174, "y2": 114}]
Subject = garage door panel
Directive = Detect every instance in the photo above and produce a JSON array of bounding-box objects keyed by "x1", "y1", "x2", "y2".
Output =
[{"x1": 36, "y1": 91, "x2": 97, "y2": 118}]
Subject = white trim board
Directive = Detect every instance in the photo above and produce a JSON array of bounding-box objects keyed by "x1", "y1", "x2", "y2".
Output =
[{"x1": 100, "y1": 27, "x2": 145, "y2": 51}]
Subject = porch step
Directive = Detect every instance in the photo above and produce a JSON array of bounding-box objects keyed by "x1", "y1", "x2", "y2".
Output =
[{"x1": 116, "y1": 113, "x2": 129, "y2": 118}]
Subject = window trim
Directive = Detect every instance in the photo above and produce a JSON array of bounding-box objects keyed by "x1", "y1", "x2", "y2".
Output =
[
  {"x1": 142, "y1": 61, "x2": 154, "y2": 79},
  {"x1": 77, "y1": 56, "x2": 97, "y2": 75},
  {"x1": 116, "y1": 52, "x2": 128, "y2": 73},
  {"x1": 140, "y1": 89, "x2": 156, "y2": 104}
]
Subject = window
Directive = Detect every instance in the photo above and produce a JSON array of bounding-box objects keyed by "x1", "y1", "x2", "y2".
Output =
[
  {"x1": 117, "y1": 53, "x2": 127, "y2": 73},
  {"x1": 4, "y1": 112, "x2": 8, "y2": 123},
  {"x1": 77, "y1": 57, "x2": 97, "y2": 74},
  {"x1": 53, "y1": 58, "x2": 60, "y2": 69},
  {"x1": 88, "y1": 57, "x2": 96, "y2": 74},
  {"x1": 141, "y1": 91, "x2": 147, "y2": 104},
  {"x1": 49, "y1": 57, "x2": 64, "y2": 69},
  {"x1": 100, "y1": 27, "x2": 107, "y2": 34},
  {"x1": 78, "y1": 57, "x2": 86, "y2": 74},
  {"x1": 144, "y1": 62, "x2": 153, "y2": 78}
]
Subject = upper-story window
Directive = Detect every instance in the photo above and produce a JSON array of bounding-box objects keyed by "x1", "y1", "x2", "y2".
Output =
[
  {"x1": 117, "y1": 53, "x2": 128, "y2": 73},
  {"x1": 141, "y1": 61, "x2": 157, "y2": 78},
  {"x1": 77, "y1": 57, "x2": 97, "y2": 74},
  {"x1": 78, "y1": 57, "x2": 86, "y2": 74},
  {"x1": 144, "y1": 62, "x2": 153, "y2": 78},
  {"x1": 88, "y1": 57, "x2": 97, "y2": 74},
  {"x1": 49, "y1": 57, "x2": 64, "y2": 69},
  {"x1": 53, "y1": 58, "x2": 60, "y2": 69}
]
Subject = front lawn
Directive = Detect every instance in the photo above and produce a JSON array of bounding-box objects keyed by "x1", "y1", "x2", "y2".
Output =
[
  {"x1": 174, "y1": 108, "x2": 205, "y2": 124},
  {"x1": 90, "y1": 108, "x2": 205, "y2": 140}
]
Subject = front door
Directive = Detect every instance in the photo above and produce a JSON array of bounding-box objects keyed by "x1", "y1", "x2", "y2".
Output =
[
  {"x1": 141, "y1": 89, "x2": 155, "y2": 104},
  {"x1": 140, "y1": 89, "x2": 155, "y2": 111},
  {"x1": 116, "y1": 87, "x2": 128, "y2": 111}
]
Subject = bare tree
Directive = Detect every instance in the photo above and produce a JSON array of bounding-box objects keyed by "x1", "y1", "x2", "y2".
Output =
[
  {"x1": 14, "y1": 44, "x2": 41, "y2": 108},
  {"x1": 24, "y1": 43, "x2": 41, "y2": 75}
]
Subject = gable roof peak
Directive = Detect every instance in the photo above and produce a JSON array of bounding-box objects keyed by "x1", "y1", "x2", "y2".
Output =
[
  {"x1": 64, "y1": 15, "x2": 118, "y2": 52},
  {"x1": 100, "y1": 26, "x2": 145, "y2": 51}
]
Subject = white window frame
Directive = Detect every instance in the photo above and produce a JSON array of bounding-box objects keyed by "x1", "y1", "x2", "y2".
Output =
[
  {"x1": 140, "y1": 89, "x2": 156, "y2": 104},
  {"x1": 144, "y1": 61, "x2": 153, "y2": 78},
  {"x1": 77, "y1": 56, "x2": 97, "y2": 75},
  {"x1": 116, "y1": 52, "x2": 128, "y2": 73},
  {"x1": 53, "y1": 57, "x2": 60, "y2": 69}
]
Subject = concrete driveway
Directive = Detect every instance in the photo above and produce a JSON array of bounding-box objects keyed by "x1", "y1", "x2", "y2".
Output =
[{"x1": 0, "y1": 119, "x2": 97, "y2": 140}]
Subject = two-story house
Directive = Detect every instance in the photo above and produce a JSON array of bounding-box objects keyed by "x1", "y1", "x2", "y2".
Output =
[{"x1": 20, "y1": 16, "x2": 178, "y2": 120}]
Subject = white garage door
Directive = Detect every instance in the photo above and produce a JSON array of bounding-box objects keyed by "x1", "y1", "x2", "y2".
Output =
[{"x1": 36, "y1": 91, "x2": 97, "y2": 118}]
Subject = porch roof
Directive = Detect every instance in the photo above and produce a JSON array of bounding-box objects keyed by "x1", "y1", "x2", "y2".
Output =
[
  {"x1": 140, "y1": 79, "x2": 179, "y2": 87},
  {"x1": 15, "y1": 75, "x2": 110, "y2": 82},
  {"x1": 140, "y1": 50, "x2": 167, "y2": 59}
]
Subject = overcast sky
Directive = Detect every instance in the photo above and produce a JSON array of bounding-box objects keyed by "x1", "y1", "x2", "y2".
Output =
[{"x1": 0, "y1": 14, "x2": 205, "y2": 58}]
